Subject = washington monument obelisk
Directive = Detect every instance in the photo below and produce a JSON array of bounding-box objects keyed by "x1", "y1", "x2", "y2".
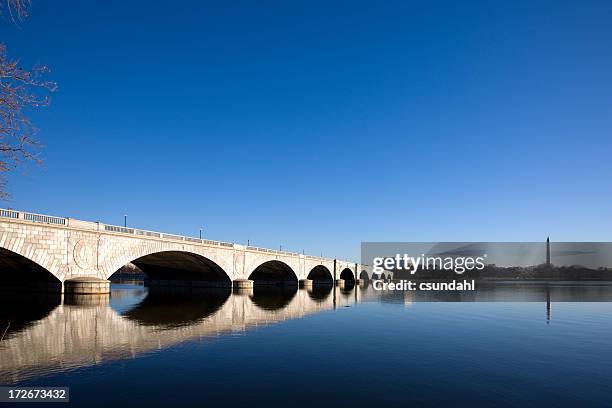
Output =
[{"x1": 546, "y1": 237, "x2": 551, "y2": 267}]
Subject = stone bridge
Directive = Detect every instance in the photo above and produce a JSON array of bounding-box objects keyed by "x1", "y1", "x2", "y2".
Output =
[{"x1": 0, "y1": 209, "x2": 390, "y2": 292}]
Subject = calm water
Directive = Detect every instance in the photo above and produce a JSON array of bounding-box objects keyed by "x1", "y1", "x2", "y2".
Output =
[{"x1": 1, "y1": 282, "x2": 612, "y2": 407}]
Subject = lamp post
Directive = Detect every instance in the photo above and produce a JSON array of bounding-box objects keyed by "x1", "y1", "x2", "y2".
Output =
[
  {"x1": 199, "y1": 228, "x2": 203, "y2": 239},
  {"x1": 124, "y1": 214, "x2": 127, "y2": 227}
]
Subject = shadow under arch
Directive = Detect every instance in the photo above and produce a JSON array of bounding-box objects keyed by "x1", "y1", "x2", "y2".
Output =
[
  {"x1": 0, "y1": 292, "x2": 61, "y2": 338},
  {"x1": 248, "y1": 260, "x2": 298, "y2": 286},
  {"x1": 122, "y1": 286, "x2": 231, "y2": 329},
  {"x1": 0, "y1": 247, "x2": 62, "y2": 292},
  {"x1": 340, "y1": 268, "x2": 355, "y2": 283},
  {"x1": 307, "y1": 284, "x2": 332, "y2": 302},
  {"x1": 250, "y1": 285, "x2": 298, "y2": 311},
  {"x1": 359, "y1": 270, "x2": 369, "y2": 281},
  {"x1": 307, "y1": 265, "x2": 333, "y2": 284},
  {"x1": 111, "y1": 251, "x2": 231, "y2": 288}
]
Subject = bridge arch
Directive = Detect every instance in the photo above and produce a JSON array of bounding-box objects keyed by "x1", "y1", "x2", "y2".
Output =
[
  {"x1": 339, "y1": 267, "x2": 355, "y2": 283},
  {"x1": 248, "y1": 260, "x2": 298, "y2": 286},
  {"x1": 110, "y1": 250, "x2": 232, "y2": 288},
  {"x1": 306, "y1": 265, "x2": 333, "y2": 284},
  {"x1": 359, "y1": 270, "x2": 369, "y2": 281},
  {"x1": 0, "y1": 247, "x2": 62, "y2": 292}
]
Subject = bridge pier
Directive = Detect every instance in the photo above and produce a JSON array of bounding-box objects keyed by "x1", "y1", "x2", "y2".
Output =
[
  {"x1": 64, "y1": 293, "x2": 110, "y2": 306},
  {"x1": 335, "y1": 278, "x2": 345, "y2": 288},
  {"x1": 299, "y1": 279, "x2": 313, "y2": 288},
  {"x1": 233, "y1": 279, "x2": 254, "y2": 290},
  {"x1": 63, "y1": 277, "x2": 110, "y2": 295},
  {"x1": 233, "y1": 286, "x2": 254, "y2": 296}
]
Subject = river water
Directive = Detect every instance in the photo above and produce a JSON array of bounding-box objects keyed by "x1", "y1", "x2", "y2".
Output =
[{"x1": 1, "y1": 281, "x2": 612, "y2": 407}]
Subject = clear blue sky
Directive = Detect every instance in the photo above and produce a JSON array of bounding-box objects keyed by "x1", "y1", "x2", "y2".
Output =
[{"x1": 1, "y1": 0, "x2": 611, "y2": 261}]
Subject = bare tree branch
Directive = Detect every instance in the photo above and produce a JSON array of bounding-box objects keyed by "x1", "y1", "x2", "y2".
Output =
[
  {"x1": 0, "y1": 1, "x2": 55, "y2": 199},
  {"x1": 5, "y1": 0, "x2": 30, "y2": 23}
]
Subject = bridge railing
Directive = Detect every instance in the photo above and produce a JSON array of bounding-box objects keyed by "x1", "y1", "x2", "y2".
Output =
[
  {"x1": 135, "y1": 230, "x2": 161, "y2": 238},
  {"x1": 0, "y1": 209, "x2": 67, "y2": 226},
  {"x1": 24, "y1": 213, "x2": 67, "y2": 225},
  {"x1": 102, "y1": 224, "x2": 235, "y2": 249},
  {"x1": 245, "y1": 245, "x2": 301, "y2": 257},
  {"x1": 305, "y1": 255, "x2": 327, "y2": 261},
  {"x1": 0, "y1": 209, "x2": 19, "y2": 219},
  {"x1": 104, "y1": 225, "x2": 134, "y2": 234}
]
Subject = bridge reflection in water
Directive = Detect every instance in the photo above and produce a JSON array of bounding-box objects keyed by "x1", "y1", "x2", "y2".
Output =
[
  {"x1": 0, "y1": 281, "x2": 377, "y2": 384},
  {"x1": 2, "y1": 280, "x2": 609, "y2": 384}
]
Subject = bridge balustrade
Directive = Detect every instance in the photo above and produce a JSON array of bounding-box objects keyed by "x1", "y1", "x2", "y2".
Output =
[
  {"x1": 0, "y1": 209, "x2": 19, "y2": 219},
  {"x1": 105, "y1": 225, "x2": 134, "y2": 234},
  {"x1": 0, "y1": 209, "x2": 67, "y2": 226}
]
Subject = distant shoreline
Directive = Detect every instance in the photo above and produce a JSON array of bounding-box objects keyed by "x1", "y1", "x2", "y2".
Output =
[{"x1": 480, "y1": 279, "x2": 612, "y2": 285}]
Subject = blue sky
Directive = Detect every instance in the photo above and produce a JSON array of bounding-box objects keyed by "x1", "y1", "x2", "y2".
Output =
[{"x1": 1, "y1": 0, "x2": 611, "y2": 261}]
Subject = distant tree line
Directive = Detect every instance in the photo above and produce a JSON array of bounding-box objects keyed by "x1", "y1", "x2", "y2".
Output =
[{"x1": 391, "y1": 264, "x2": 612, "y2": 281}]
